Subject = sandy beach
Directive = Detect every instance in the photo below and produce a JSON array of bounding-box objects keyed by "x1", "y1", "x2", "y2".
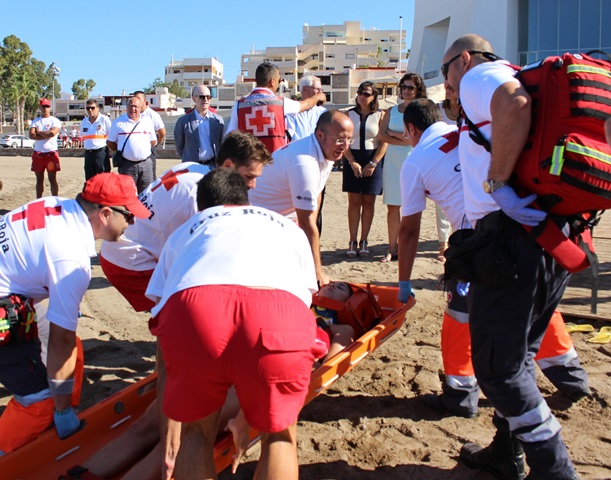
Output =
[{"x1": 0, "y1": 154, "x2": 610, "y2": 479}]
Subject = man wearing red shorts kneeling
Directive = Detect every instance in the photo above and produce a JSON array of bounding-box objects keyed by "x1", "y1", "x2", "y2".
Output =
[{"x1": 147, "y1": 169, "x2": 319, "y2": 480}]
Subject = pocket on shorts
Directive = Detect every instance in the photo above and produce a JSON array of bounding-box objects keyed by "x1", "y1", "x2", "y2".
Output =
[{"x1": 260, "y1": 329, "x2": 312, "y2": 352}]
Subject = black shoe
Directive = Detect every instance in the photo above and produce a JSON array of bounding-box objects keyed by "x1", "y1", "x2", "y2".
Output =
[
  {"x1": 421, "y1": 393, "x2": 478, "y2": 419},
  {"x1": 460, "y1": 441, "x2": 526, "y2": 480}
]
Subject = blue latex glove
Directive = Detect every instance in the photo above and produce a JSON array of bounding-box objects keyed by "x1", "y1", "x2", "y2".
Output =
[
  {"x1": 54, "y1": 407, "x2": 80, "y2": 439},
  {"x1": 490, "y1": 185, "x2": 547, "y2": 227},
  {"x1": 398, "y1": 280, "x2": 415, "y2": 303},
  {"x1": 457, "y1": 282, "x2": 470, "y2": 297}
]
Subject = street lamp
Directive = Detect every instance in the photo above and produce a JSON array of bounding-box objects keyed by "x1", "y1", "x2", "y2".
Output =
[{"x1": 50, "y1": 62, "x2": 60, "y2": 116}]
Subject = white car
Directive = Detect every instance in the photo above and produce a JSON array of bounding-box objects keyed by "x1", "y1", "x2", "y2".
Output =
[{"x1": 0, "y1": 134, "x2": 35, "y2": 148}]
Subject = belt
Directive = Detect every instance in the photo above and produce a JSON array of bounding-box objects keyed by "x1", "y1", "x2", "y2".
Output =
[
  {"x1": 85, "y1": 147, "x2": 106, "y2": 153},
  {"x1": 197, "y1": 158, "x2": 216, "y2": 166},
  {"x1": 35, "y1": 151, "x2": 57, "y2": 156}
]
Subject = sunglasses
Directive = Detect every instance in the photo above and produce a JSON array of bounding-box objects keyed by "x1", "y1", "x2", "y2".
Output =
[
  {"x1": 86, "y1": 106, "x2": 97, "y2": 110},
  {"x1": 441, "y1": 50, "x2": 501, "y2": 79},
  {"x1": 107, "y1": 206, "x2": 134, "y2": 222},
  {"x1": 357, "y1": 91, "x2": 373, "y2": 98},
  {"x1": 400, "y1": 85, "x2": 416, "y2": 91},
  {"x1": 40, "y1": 105, "x2": 50, "y2": 108},
  {"x1": 198, "y1": 95, "x2": 211, "y2": 100}
]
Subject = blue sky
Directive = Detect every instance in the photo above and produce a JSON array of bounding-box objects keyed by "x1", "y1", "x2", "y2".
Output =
[{"x1": 1, "y1": 0, "x2": 414, "y2": 97}]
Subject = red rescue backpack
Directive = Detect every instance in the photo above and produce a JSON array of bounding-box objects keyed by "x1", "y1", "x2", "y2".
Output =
[{"x1": 463, "y1": 52, "x2": 611, "y2": 281}]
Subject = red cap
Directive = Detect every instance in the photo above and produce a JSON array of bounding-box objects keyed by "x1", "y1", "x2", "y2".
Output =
[
  {"x1": 40, "y1": 98, "x2": 51, "y2": 107},
  {"x1": 81, "y1": 173, "x2": 150, "y2": 219}
]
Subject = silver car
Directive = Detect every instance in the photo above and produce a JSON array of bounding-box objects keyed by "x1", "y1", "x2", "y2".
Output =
[{"x1": 0, "y1": 134, "x2": 35, "y2": 148}]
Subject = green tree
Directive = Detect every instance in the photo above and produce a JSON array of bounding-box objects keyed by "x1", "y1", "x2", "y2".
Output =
[
  {"x1": 144, "y1": 77, "x2": 166, "y2": 94},
  {"x1": 167, "y1": 79, "x2": 189, "y2": 98},
  {"x1": 72, "y1": 78, "x2": 96, "y2": 100}
]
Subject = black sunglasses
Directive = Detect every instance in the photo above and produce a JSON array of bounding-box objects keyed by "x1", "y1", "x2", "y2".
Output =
[
  {"x1": 357, "y1": 91, "x2": 373, "y2": 98},
  {"x1": 441, "y1": 50, "x2": 501, "y2": 79},
  {"x1": 400, "y1": 84, "x2": 416, "y2": 91},
  {"x1": 198, "y1": 95, "x2": 211, "y2": 101},
  {"x1": 102, "y1": 205, "x2": 134, "y2": 222},
  {"x1": 86, "y1": 106, "x2": 97, "y2": 110}
]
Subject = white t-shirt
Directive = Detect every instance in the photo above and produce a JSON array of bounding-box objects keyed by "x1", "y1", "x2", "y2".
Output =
[
  {"x1": 141, "y1": 107, "x2": 165, "y2": 133},
  {"x1": 459, "y1": 61, "x2": 521, "y2": 224},
  {"x1": 248, "y1": 134, "x2": 334, "y2": 221},
  {"x1": 0, "y1": 198, "x2": 96, "y2": 331},
  {"x1": 146, "y1": 205, "x2": 317, "y2": 317},
  {"x1": 31, "y1": 116, "x2": 61, "y2": 152},
  {"x1": 108, "y1": 114, "x2": 157, "y2": 161},
  {"x1": 100, "y1": 162, "x2": 211, "y2": 271},
  {"x1": 81, "y1": 114, "x2": 111, "y2": 150},
  {"x1": 225, "y1": 87, "x2": 301, "y2": 134},
  {"x1": 400, "y1": 122, "x2": 468, "y2": 231}
]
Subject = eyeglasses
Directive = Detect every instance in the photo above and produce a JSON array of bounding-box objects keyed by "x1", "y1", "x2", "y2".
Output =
[
  {"x1": 107, "y1": 206, "x2": 134, "y2": 222},
  {"x1": 400, "y1": 84, "x2": 416, "y2": 91},
  {"x1": 357, "y1": 91, "x2": 373, "y2": 98},
  {"x1": 329, "y1": 137, "x2": 354, "y2": 146},
  {"x1": 86, "y1": 106, "x2": 97, "y2": 110},
  {"x1": 198, "y1": 95, "x2": 211, "y2": 101},
  {"x1": 441, "y1": 50, "x2": 501, "y2": 80},
  {"x1": 40, "y1": 105, "x2": 50, "y2": 108},
  {"x1": 308, "y1": 86, "x2": 322, "y2": 93}
]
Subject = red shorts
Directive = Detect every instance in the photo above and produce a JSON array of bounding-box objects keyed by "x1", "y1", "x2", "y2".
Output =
[
  {"x1": 150, "y1": 285, "x2": 316, "y2": 433},
  {"x1": 31, "y1": 151, "x2": 61, "y2": 173},
  {"x1": 100, "y1": 254, "x2": 155, "y2": 312}
]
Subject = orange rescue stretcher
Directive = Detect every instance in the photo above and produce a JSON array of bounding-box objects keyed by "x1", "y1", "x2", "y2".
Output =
[{"x1": 0, "y1": 283, "x2": 414, "y2": 479}]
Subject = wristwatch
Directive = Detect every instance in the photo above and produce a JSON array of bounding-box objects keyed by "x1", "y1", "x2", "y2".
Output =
[
  {"x1": 483, "y1": 179, "x2": 508, "y2": 194},
  {"x1": 368, "y1": 161, "x2": 378, "y2": 168}
]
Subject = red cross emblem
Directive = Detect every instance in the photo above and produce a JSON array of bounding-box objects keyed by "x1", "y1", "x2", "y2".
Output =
[
  {"x1": 11, "y1": 200, "x2": 62, "y2": 231},
  {"x1": 245, "y1": 106, "x2": 275, "y2": 135},
  {"x1": 439, "y1": 131, "x2": 459, "y2": 153},
  {"x1": 151, "y1": 168, "x2": 190, "y2": 192}
]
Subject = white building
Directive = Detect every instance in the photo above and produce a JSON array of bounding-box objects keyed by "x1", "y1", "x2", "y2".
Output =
[
  {"x1": 409, "y1": 0, "x2": 611, "y2": 88},
  {"x1": 164, "y1": 56, "x2": 224, "y2": 107}
]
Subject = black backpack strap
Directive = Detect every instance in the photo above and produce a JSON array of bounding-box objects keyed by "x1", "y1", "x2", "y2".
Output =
[{"x1": 462, "y1": 110, "x2": 492, "y2": 152}]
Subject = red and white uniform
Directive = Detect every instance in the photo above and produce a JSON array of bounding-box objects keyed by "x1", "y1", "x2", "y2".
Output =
[
  {"x1": 459, "y1": 61, "x2": 520, "y2": 224},
  {"x1": 30, "y1": 116, "x2": 61, "y2": 152},
  {"x1": 400, "y1": 122, "x2": 467, "y2": 231},
  {"x1": 147, "y1": 204, "x2": 317, "y2": 316},
  {"x1": 100, "y1": 162, "x2": 210, "y2": 271},
  {"x1": 0, "y1": 198, "x2": 96, "y2": 332},
  {"x1": 80, "y1": 114, "x2": 111, "y2": 150},
  {"x1": 108, "y1": 114, "x2": 156, "y2": 161},
  {"x1": 248, "y1": 134, "x2": 334, "y2": 222},
  {"x1": 227, "y1": 87, "x2": 301, "y2": 153}
]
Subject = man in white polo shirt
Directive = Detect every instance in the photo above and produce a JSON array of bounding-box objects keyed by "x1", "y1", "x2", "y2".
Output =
[
  {"x1": 107, "y1": 96, "x2": 157, "y2": 193},
  {"x1": 80, "y1": 99, "x2": 111, "y2": 180},
  {"x1": 134, "y1": 91, "x2": 166, "y2": 178},
  {"x1": 249, "y1": 110, "x2": 353, "y2": 286},
  {"x1": 0, "y1": 173, "x2": 148, "y2": 444},
  {"x1": 100, "y1": 131, "x2": 271, "y2": 313}
]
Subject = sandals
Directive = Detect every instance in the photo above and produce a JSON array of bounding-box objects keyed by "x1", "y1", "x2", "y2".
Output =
[
  {"x1": 565, "y1": 323, "x2": 594, "y2": 334},
  {"x1": 437, "y1": 242, "x2": 448, "y2": 262},
  {"x1": 587, "y1": 326, "x2": 611, "y2": 344},
  {"x1": 346, "y1": 240, "x2": 358, "y2": 258},
  {"x1": 380, "y1": 249, "x2": 398, "y2": 263},
  {"x1": 358, "y1": 240, "x2": 369, "y2": 257}
]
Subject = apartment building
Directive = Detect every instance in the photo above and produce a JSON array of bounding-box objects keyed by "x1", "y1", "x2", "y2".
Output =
[{"x1": 409, "y1": 0, "x2": 611, "y2": 88}]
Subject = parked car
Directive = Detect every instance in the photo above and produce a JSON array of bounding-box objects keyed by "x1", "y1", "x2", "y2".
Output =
[{"x1": 0, "y1": 134, "x2": 35, "y2": 148}]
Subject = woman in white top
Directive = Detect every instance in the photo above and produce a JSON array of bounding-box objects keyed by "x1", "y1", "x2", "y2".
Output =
[
  {"x1": 342, "y1": 81, "x2": 387, "y2": 258},
  {"x1": 376, "y1": 73, "x2": 426, "y2": 263}
]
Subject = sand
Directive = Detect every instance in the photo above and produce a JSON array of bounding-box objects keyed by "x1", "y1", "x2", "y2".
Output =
[{"x1": 0, "y1": 154, "x2": 610, "y2": 479}]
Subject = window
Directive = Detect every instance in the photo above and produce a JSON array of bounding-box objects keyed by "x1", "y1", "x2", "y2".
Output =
[
  {"x1": 325, "y1": 53, "x2": 335, "y2": 58},
  {"x1": 345, "y1": 53, "x2": 355, "y2": 59}
]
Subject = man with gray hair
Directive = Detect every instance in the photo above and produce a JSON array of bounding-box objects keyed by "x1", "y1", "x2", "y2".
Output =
[
  {"x1": 226, "y1": 62, "x2": 326, "y2": 153},
  {"x1": 174, "y1": 85, "x2": 224, "y2": 165},
  {"x1": 286, "y1": 75, "x2": 326, "y2": 142}
]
